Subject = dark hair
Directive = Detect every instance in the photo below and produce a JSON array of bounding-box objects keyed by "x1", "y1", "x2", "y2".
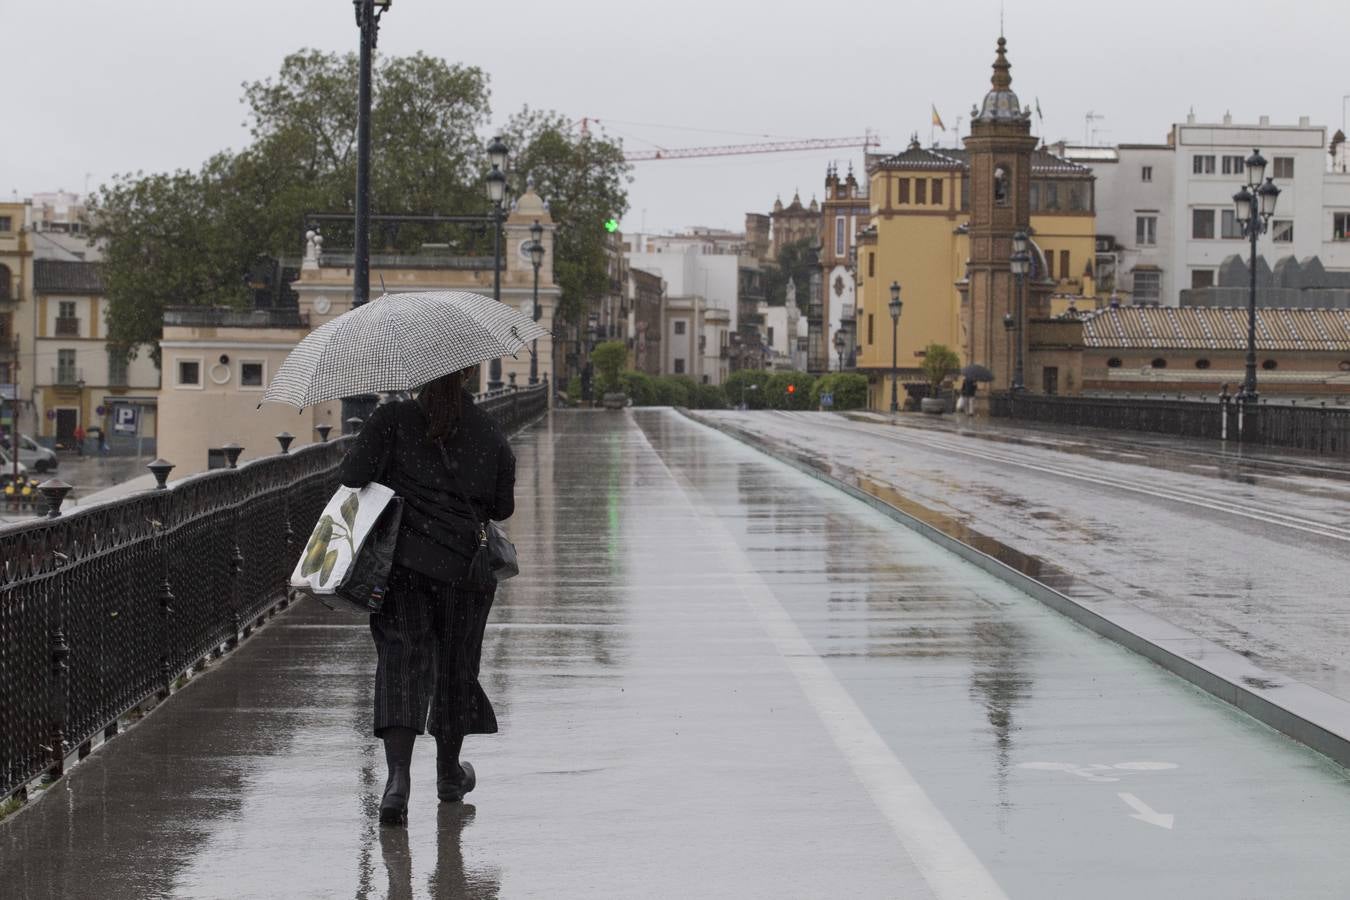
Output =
[{"x1": 419, "y1": 368, "x2": 471, "y2": 442}]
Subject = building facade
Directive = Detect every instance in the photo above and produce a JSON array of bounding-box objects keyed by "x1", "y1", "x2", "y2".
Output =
[
  {"x1": 819, "y1": 163, "x2": 871, "y2": 370},
  {"x1": 627, "y1": 266, "x2": 664, "y2": 376}
]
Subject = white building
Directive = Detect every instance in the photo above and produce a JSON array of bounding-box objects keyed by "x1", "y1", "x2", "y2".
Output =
[
  {"x1": 1064, "y1": 114, "x2": 1350, "y2": 307},
  {"x1": 626, "y1": 239, "x2": 739, "y2": 385}
]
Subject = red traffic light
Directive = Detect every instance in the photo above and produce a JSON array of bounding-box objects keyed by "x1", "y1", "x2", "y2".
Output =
[{"x1": 787, "y1": 384, "x2": 795, "y2": 394}]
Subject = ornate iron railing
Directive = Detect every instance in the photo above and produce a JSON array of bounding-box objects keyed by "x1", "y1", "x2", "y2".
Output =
[
  {"x1": 0, "y1": 388, "x2": 548, "y2": 804},
  {"x1": 990, "y1": 392, "x2": 1350, "y2": 457}
]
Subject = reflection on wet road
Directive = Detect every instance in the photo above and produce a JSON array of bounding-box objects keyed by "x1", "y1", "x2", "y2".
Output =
[{"x1": 3, "y1": 409, "x2": 1350, "y2": 898}]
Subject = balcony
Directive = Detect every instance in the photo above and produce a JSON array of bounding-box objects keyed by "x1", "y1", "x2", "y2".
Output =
[
  {"x1": 52, "y1": 367, "x2": 84, "y2": 388},
  {"x1": 164, "y1": 307, "x2": 310, "y2": 328},
  {"x1": 55, "y1": 317, "x2": 81, "y2": 337}
]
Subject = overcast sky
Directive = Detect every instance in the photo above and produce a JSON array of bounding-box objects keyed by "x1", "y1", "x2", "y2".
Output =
[{"x1": 7, "y1": 0, "x2": 1348, "y2": 236}]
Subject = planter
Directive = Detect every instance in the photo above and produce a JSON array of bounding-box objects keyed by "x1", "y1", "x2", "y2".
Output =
[
  {"x1": 602, "y1": 392, "x2": 628, "y2": 411},
  {"x1": 920, "y1": 397, "x2": 947, "y2": 415}
]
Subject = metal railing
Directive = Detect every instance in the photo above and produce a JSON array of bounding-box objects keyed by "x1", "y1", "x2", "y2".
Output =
[
  {"x1": 52, "y1": 367, "x2": 83, "y2": 387},
  {"x1": 0, "y1": 388, "x2": 548, "y2": 804},
  {"x1": 54, "y1": 317, "x2": 80, "y2": 337},
  {"x1": 990, "y1": 392, "x2": 1350, "y2": 458},
  {"x1": 164, "y1": 307, "x2": 309, "y2": 329}
]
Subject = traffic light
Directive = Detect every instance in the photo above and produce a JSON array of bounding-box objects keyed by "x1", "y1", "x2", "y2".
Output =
[
  {"x1": 787, "y1": 384, "x2": 796, "y2": 394},
  {"x1": 604, "y1": 218, "x2": 619, "y2": 233}
]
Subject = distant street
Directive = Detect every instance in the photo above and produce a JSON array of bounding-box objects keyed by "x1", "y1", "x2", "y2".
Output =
[
  {"x1": 693, "y1": 409, "x2": 1350, "y2": 703},
  {"x1": 1, "y1": 454, "x2": 152, "y2": 524}
]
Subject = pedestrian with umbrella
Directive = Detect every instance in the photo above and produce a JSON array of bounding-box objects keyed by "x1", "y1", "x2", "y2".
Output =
[
  {"x1": 958, "y1": 364, "x2": 994, "y2": 416},
  {"x1": 264, "y1": 290, "x2": 549, "y2": 826}
]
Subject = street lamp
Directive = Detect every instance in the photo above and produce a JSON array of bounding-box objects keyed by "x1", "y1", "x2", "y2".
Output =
[
  {"x1": 888, "y1": 280, "x2": 902, "y2": 412},
  {"x1": 1009, "y1": 230, "x2": 1030, "y2": 392},
  {"x1": 1232, "y1": 148, "x2": 1281, "y2": 404},
  {"x1": 833, "y1": 329, "x2": 847, "y2": 372},
  {"x1": 485, "y1": 137, "x2": 509, "y2": 390},
  {"x1": 528, "y1": 219, "x2": 545, "y2": 385}
]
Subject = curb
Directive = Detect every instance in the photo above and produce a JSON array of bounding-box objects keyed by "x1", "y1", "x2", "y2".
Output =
[{"x1": 683, "y1": 409, "x2": 1350, "y2": 771}]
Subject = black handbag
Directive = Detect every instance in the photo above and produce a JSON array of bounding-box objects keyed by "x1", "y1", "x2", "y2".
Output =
[
  {"x1": 436, "y1": 441, "x2": 518, "y2": 589},
  {"x1": 332, "y1": 497, "x2": 404, "y2": 614}
]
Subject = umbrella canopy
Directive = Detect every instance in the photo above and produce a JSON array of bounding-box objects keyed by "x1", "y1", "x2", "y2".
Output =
[
  {"x1": 961, "y1": 363, "x2": 995, "y2": 382},
  {"x1": 262, "y1": 290, "x2": 550, "y2": 409}
]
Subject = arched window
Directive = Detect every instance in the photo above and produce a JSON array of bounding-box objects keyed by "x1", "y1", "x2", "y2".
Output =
[
  {"x1": 1195, "y1": 359, "x2": 1211, "y2": 370},
  {"x1": 1106, "y1": 357, "x2": 1122, "y2": 368},
  {"x1": 0, "y1": 264, "x2": 10, "y2": 302},
  {"x1": 1262, "y1": 359, "x2": 1278, "y2": 371},
  {"x1": 1151, "y1": 358, "x2": 1168, "y2": 369}
]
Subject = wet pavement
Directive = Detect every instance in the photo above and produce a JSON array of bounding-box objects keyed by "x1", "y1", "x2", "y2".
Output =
[
  {"x1": 1, "y1": 454, "x2": 153, "y2": 525},
  {"x1": 696, "y1": 410, "x2": 1350, "y2": 704},
  {"x1": 5, "y1": 409, "x2": 1350, "y2": 898}
]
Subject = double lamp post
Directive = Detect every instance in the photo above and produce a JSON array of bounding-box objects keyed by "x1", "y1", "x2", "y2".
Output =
[
  {"x1": 888, "y1": 280, "x2": 903, "y2": 412},
  {"x1": 1231, "y1": 150, "x2": 1281, "y2": 404}
]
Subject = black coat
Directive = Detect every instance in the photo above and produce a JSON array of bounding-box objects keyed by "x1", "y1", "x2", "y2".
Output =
[{"x1": 339, "y1": 394, "x2": 515, "y2": 584}]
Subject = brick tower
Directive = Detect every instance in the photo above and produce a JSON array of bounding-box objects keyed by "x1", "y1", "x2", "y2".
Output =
[{"x1": 962, "y1": 36, "x2": 1038, "y2": 391}]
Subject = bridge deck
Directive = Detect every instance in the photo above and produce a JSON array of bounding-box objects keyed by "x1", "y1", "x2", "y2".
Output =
[{"x1": 3, "y1": 409, "x2": 1350, "y2": 899}]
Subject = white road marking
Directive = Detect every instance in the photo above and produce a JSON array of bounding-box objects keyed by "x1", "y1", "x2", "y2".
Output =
[
  {"x1": 1118, "y1": 792, "x2": 1175, "y2": 830},
  {"x1": 1019, "y1": 761, "x2": 1178, "y2": 783},
  {"x1": 637, "y1": 419, "x2": 1009, "y2": 900}
]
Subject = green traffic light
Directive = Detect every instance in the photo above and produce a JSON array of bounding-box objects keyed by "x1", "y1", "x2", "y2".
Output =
[{"x1": 604, "y1": 218, "x2": 619, "y2": 233}]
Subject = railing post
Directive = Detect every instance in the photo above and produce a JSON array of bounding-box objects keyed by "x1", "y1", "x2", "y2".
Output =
[
  {"x1": 37, "y1": 479, "x2": 72, "y2": 519},
  {"x1": 147, "y1": 458, "x2": 177, "y2": 699},
  {"x1": 48, "y1": 620, "x2": 69, "y2": 779}
]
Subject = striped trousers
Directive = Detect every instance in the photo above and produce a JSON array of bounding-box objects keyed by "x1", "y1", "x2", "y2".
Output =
[{"x1": 370, "y1": 565, "x2": 498, "y2": 738}]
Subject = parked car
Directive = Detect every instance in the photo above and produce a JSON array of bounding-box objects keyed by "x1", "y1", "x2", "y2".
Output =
[
  {"x1": 1, "y1": 434, "x2": 58, "y2": 473},
  {"x1": 0, "y1": 446, "x2": 30, "y2": 479}
]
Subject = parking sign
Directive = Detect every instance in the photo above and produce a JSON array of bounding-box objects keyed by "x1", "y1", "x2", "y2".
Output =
[{"x1": 113, "y1": 405, "x2": 139, "y2": 434}]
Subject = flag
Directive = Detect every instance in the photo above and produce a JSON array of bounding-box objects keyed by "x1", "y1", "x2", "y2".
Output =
[{"x1": 931, "y1": 104, "x2": 945, "y2": 131}]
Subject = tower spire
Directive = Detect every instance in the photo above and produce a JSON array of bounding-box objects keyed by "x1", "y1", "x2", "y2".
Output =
[{"x1": 992, "y1": 36, "x2": 1012, "y2": 91}]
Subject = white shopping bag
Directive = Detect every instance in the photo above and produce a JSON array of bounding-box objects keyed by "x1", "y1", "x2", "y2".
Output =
[{"x1": 291, "y1": 482, "x2": 397, "y2": 596}]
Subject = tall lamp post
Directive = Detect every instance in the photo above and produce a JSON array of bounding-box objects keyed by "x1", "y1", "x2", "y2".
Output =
[
  {"x1": 1009, "y1": 230, "x2": 1029, "y2": 391},
  {"x1": 344, "y1": 0, "x2": 390, "y2": 429},
  {"x1": 485, "y1": 136, "x2": 509, "y2": 391},
  {"x1": 1003, "y1": 313, "x2": 1015, "y2": 394},
  {"x1": 833, "y1": 329, "x2": 847, "y2": 373},
  {"x1": 1232, "y1": 149, "x2": 1281, "y2": 404},
  {"x1": 888, "y1": 280, "x2": 902, "y2": 412},
  {"x1": 528, "y1": 219, "x2": 545, "y2": 385}
]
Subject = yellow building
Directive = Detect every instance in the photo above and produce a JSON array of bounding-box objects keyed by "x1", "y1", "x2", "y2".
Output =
[
  {"x1": 0, "y1": 202, "x2": 33, "y2": 439},
  {"x1": 854, "y1": 39, "x2": 1098, "y2": 409}
]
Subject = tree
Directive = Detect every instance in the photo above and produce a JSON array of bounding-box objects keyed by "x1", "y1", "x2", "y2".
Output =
[
  {"x1": 590, "y1": 340, "x2": 627, "y2": 395},
  {"x1": 921, "y1": 343, "x2": 961, "y2": 394},
  {"x1": 762, "y1": 237, "x2": 820, "y2": 306},
  {"x1": 500, "y1": 109, "x2": 631, "y2": 326}
]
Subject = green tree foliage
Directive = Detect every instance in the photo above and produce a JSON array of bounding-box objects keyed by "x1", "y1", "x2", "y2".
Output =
[
  {"x1": 762, "y1": 238, "x2": 820, "y2": 306},
  {"x1": 500, "y1": 108, "x2": 631, "y2": 326},
  {"x1": 921, "y1": 343, "x2": 962, "y2": 392},
  {"x1": 590, "y1": 340, "x2": 627, "y2": 394},
  {"x1": 811, "y1": 373, "x2": 869, "y2": 410},
  {"x1": 91, "y1": 50, "x2": 627, "y2": 365}
]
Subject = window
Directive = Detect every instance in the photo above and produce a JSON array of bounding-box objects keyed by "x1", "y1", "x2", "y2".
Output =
[
  {"x1": 1221, "y1": 209, "x2": 1244, "y2": 239},
  {"x1": 1059, "y1": 250, "x2": 1071, "y2": 279},
  {"x1": 673, "y1": 359, "x2": 685, "y2": 375},
  {"x1": 1334, "y1": 213, "x2": 1350, "y2": 241},
  {"x1": 177, "y1": 359, "x2": 201, "y2": 387},
  {"x1": 1195, "y1": 359, "x2": 1211, "y2": 370},
  {"x1": 1029, "y1": 183, "x2": 1040, "y2": 210},
  {"x1": 1272, "y1": 220, "x2": 1294, "y2": 243},
  {"x1": 1191, "y1": 269, "x2": 1215, "y2": 289},
  {"x1": 108, "y1": 350, "x2": 128, "y2": 387},
  {"x1": 0, "y1": 216, "x2": 11, "y2": 232},
  {"x1": 240, "y1": 361, "x2": 265, "y2": 388},
  {"x1": 1045, "y1": 251, "x2": 1055, "y2": 279},
  {"x1": 898, "y1": 178, "x2": 910, "y2": 204},
  {"x1": 915, "y1": 179, "x2": 927, "y2": 205},
  {"x1": 1192, "y1": 208, "x2": 1216, "y2": 239},
  {"x1": 1221, "y1": 155, "x2": 1245, "y2": 175},
  {"x1": 1133, "y1": 270, "x2": 1161, "y2": 303},
  {"x1": 767, "y1": 327, "x2": 775, "y2": 347},
  {"x1": 56, "y1": 349, "x2": 78, "y2": 385},
  {"x1": 867, "y1": 313, "x2": 874, "y2": 345},
  {"x1": 1043, "y1": 366, "x2": 1059, "y2": 396},
  {"x1": 931, "y1": 178, "x2": 944, "y2": 205},
  {"x1": 1151, "y1": 358, "x2": 1168, "y2": 369},
  {"x1": 1273, "y1": 157, "x2": 1294, "y2": 179},
  {"x1": 1136, "y1": 215, "x2": 1158, "y2": 246},
  {"x1": 0, "y1": 264, "x2": 10, "y2": 301},
  {"x1": 1262, "y1": 359, "x2": 1278, "y2": 370},
  {"x1": 1141, "y1": 166, "x2": 1153, "y2": 183},
  {"x1": 835, "y1": 217, "x2": 845, "y2": 256},
  {"x1": 1067, "y1": 183, "x2": 1088, "y2": 211},
  {"x1": 1107, "y1": 357, "x2": 1123, "y2": 368},
  {"x1": 868, "y1": 253, "x2": 875, "y2": 277},
  {"x1": 1192, "y1": 154, "x2": 1215, "y2": 174},
  {"x1": 1043, "y1": 182, "x2": 1059, "y2": 210},
  {"x1": 58, "y1": 301, "x2": 76, "y2": 319},
  {"x1": 673, "y1": 320, "x2": 686, "y2": 336}
]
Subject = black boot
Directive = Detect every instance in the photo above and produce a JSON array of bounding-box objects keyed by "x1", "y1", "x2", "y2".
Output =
[
  {"x1": 380, "y1": 727, "x2": 417, "y2": 826},
  {"x1": 436, "y1": 734, "x2": 476, "y2": 803}
]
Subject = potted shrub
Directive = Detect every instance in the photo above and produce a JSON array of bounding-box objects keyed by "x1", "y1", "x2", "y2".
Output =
[
  {"x1": 919, "y1": 343, "x2": 960, "y2": 414},
  {"x1": 591, "y1": 341, "x2": 629, "y2": 410}
]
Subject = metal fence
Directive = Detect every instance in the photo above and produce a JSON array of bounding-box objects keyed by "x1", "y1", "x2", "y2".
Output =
[
  {"x1": 0, "y1": 385, "x2": 548, "y2": 804},
  {"x1": 990, "y1": 392, "x2": 1350, "y2": 458}
]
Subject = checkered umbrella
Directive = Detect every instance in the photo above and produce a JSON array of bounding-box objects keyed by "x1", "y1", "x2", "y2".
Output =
[{"x1": 261, "y1": 290, "x2": 551, "y2": 409}]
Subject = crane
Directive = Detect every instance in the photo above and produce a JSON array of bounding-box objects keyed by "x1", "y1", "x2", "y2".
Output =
[{"x1": 575, "y1": 118, "x2": 880, "y2": 162}]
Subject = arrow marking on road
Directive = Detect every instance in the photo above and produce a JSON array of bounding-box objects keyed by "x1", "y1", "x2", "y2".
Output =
[{"x1": 1118, "y1": 792, "x2": 1174, "y2": 830}]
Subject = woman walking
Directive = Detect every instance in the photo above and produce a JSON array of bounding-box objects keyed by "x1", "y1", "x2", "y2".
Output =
[{"x1": 339, "y1": 367, "x2": 516, "y2": 826}]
